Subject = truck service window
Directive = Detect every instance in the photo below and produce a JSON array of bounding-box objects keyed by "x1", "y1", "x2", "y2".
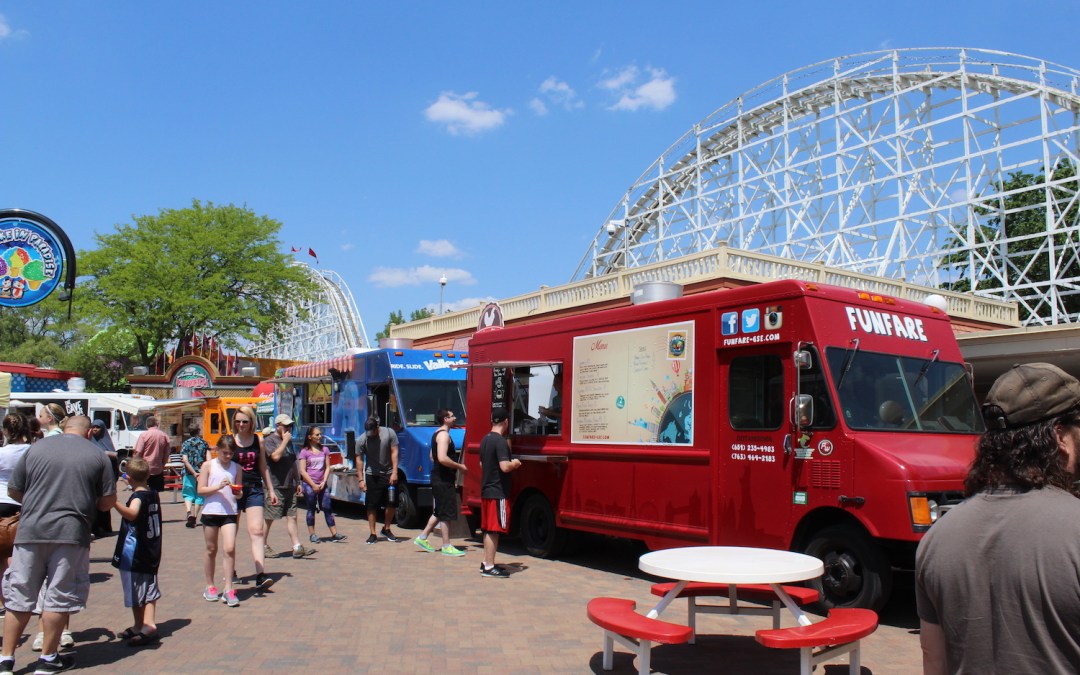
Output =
[
  {"x1": 506, "y1": 365, "x2": 561, "y2": 436},
  {"x1": 826, "y1": 347, "x2": 983, "y2": 433},
  {"x1": 728, "y1": 356, "x2": 783, "y2": 430}
]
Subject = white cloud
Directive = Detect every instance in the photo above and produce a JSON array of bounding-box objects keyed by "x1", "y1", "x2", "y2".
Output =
[
  {"x1": 424, "y1": 91, "x2": 510, "y2": 135},
  {"x1": 599, "y1": 66, "x2": 640, "y2": 91},
  {"x1": 416, "y1": 239, "x2": 462, "y2": 258},
  {"x1": 340, "y1": 242, "x2": 354, "y2": 252},
  {"x1": 0, "y1": 14, "x2": 28, "y2": 40},
  {"x1": 529, "y1": 98, "x2": 548, "y2": 116},
  {"x1": 369, "y1": 265, "x2": 476, "y2": 288},
  {"x1": 602, "y1": 66, "x2": 677, "y2": 112},
  {"x1": 534, "y1": 76, "x2": 583, "y2": 114}
]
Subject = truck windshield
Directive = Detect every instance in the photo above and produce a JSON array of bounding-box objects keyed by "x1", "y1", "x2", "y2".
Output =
[
  {"x1": 396, "y1": 381, "x2": 468, "y2": 427},
  {"x1": 825, "y1": 347, "x2": 983, "y2": 433}
]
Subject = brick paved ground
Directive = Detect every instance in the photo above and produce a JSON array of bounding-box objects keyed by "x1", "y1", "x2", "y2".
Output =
[{"x1": 1, "y1": 499, "x2": 925, "y2": 674}]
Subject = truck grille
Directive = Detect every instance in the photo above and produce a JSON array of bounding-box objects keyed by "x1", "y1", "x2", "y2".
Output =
[{"x1": 810, "y1": 461, "x2": 841, "y2": 489}]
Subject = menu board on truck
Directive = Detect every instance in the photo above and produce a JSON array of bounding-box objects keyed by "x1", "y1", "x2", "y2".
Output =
[{"x1": 571, "y1": 321, "x2": 694, "y2": 445}]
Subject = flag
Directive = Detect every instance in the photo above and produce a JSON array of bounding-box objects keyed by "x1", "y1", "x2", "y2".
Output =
[{"x1": 308, "y1": 248, "x2": 319, "y2": 264}]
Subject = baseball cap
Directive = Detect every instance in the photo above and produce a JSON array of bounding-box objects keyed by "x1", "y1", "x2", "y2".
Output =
[
  {"x1": 274, "y1": 414, "x2": 294, "y2": 427},
  {"x1": 983, "y1": 363, "x2": 1080, "y2": 429}
]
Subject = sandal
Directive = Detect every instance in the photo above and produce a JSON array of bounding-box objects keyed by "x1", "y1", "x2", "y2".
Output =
[
  {"x1": 127, "y1": 631, "x2": 160, "y2": 647},
  {"x1": 116, "y1": 627, "x2": 139, "y2": 640}
]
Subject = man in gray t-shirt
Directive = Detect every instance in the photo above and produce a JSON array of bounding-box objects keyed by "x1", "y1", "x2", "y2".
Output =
[
  {"x1": 917, "y1": 364, "x2": 1080, "y2": 674},
  {"x1": 1, "y1": 415, "x2": 115, "y2": 671},
  {"x1": 359, "y1": 417, "x2": 399, "y2": 544}
]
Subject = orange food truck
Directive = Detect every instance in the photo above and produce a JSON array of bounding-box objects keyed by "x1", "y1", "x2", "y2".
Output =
[{"x1": 462, "y1": 280, "x2": 983, "y2": 610}]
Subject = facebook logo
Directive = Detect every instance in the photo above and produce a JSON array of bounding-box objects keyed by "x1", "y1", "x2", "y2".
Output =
[
  {"x1": 721, "y1": 312, "x2": 739, "y2": 335},
  {"x1": 742, "y1": 308, "x2": 760, "y2": 333}
]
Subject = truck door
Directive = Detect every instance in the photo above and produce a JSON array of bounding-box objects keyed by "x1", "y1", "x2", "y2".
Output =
[{"x1": 718, "y1": 347, "x2": 798, "y2": 548}]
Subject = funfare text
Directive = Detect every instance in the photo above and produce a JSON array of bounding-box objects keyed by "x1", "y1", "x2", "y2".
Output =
[{"x1": 845, "y1": 306, "x2": 927, "y2": 342}]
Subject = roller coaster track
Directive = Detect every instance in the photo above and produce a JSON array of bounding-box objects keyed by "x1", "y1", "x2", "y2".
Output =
[
  {"x1": 247, "y1": 263, "x2": 369, "y2": 361},
  {"x1": 575, "y1": 48, "x2": 1080, "y2": 324}
]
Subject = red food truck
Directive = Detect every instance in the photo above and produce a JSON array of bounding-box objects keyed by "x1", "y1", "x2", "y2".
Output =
[{"x1": 462, "y1": 280, "x2": 983, "y2": 611}]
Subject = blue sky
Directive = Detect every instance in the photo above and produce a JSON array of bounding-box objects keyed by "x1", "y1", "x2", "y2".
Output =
[{"x1": 2, "y1": 2, "x2": 1078, "y2": 346}]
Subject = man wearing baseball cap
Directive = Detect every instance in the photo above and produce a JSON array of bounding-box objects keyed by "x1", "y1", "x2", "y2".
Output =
[
  {"x1": 262, "y1": 414, "x2": 314, "y2": 559},
  {"x1": 916, "y1": 363, "x2": 1080, "y2": 674}
]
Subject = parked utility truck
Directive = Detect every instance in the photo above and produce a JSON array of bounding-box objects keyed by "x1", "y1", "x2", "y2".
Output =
[
  {"x1": 275, "y1": 343, "x2": 468, "y2": 527},
  {"x1": 6, "y1": 392, "x2": 203, "y2": 453},
  {"x1": 462, "y1": 280, "x2": 983, "y2": 611}
]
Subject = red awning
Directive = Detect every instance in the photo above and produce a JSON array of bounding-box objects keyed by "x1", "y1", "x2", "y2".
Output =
[{"x1": 279, "y1": 355, "x2": 354, "y2": 381}]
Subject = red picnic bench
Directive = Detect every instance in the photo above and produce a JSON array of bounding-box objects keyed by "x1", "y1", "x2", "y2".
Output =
[
  {"x1": 650, "y1": 582, "x2": 820, "y2": 641},
  {"x1": 755, "y1": 607, "x2": 879, "y2": 675},
  {"x1": 587, "y1": 597, "x2": 693, "y2": 675}
]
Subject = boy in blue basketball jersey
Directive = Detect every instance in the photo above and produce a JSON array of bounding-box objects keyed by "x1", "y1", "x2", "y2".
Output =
[{"x1": 112, "y1": 458, "x2": 162, "y2": 646}]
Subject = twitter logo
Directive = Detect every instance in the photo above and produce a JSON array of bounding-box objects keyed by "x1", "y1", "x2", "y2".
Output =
[
  {"x1": 742, "y1": 309, "x2": 760, "y2": 333},
  {"x1": 721, "y1": 312, "x2": 739, "y2": 335}
]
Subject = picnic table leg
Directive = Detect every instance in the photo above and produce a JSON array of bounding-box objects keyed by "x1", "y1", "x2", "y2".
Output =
[
  {"x1": 769, "y1": 583, "x2": 813, "y2": 626},
  {"x1": 646, "y1": 580, "x2": 687, "y2": 619}
]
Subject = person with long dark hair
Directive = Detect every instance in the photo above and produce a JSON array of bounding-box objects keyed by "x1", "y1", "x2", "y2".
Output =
[
  {"x1": 917, "y1": 363, "x2": 1080, "y2": 674},
  {"x1": 298, "y1": 427, "x2": 345, "y2": 543}
]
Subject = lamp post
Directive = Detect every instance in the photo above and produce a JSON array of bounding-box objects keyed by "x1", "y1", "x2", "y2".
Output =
[{"x1": 439, "y1": 274, "x2": 447, "y2": 315}]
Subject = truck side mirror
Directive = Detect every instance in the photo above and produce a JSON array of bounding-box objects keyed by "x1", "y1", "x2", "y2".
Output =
[
  {"x1": 794, "y1": 350, "x2": 813, "y2": 370},
  {"x1": 793, "y1": 394, "x2": 815, "y2": 427}
]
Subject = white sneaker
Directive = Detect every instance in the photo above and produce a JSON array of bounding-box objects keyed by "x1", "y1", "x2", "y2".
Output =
[
  {"x1": 60, "y1": 630, "x2": 74, "y2": 648},
  {"x1": 31, "y1": 632, "x2": 43, "y2": 651}
]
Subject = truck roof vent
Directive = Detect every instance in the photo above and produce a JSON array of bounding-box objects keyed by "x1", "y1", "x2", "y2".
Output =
[
  {"x1": 631, "y1": 281, "x2": 683, "y2": 305},
  {"x1": 379, "y1": 337, "x2": 414, "y2": 350}
]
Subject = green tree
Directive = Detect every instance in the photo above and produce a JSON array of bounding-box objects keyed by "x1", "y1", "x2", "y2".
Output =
[
  {"x1": 80, "y1": 200, "x2": 313, "y2": 367},
  {"x1": 0, "y1": 294, "x2": 84, "y2": 368},
  {"x1": 940, "y1": 160, "x2": 1079, "y2": 321},
  {"x1": 63, "y1": 327, "x2": 142, "y2": 391},
  {"x1": 375, "y1": 307, "x2": 434, "y2": 341}
]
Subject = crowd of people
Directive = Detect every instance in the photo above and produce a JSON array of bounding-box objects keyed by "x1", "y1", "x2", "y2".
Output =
[{"x1": 0, "y1": 397, "x2": 536, "y2": 672}]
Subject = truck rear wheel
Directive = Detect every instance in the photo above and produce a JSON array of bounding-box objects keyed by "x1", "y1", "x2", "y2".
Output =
[
  {"x1": 804, "y1": 524, "x2": 891, "y2": 612},
  {"x1": 520, "y1": 494, "x2": 567, "y2": 559},
  {"x1": 394, "y1": 483, "x2": 423, "y2": 529}
]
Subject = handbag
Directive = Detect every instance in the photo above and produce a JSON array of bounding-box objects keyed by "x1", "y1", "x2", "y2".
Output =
[{"x1": 0, "y1": 512, "x2": 19, "y2": 558}]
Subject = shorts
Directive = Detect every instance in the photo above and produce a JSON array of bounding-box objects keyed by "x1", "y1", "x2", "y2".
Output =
[
  {"x1": 119, "y1": 569, "x2": 161, "y2": 608},
  {"x1": 480, "y1": 498, "x2": 510, "y2": 534},
  {"x1": 3, "y1": 543, "x2": 91, "y2": 613},
  {"x1": 236, "y1": 482, "x2": 266, "y2": 512},
  {"x1": 182, "y1": 474, "x2": 204, "y2": 505},
  {"x1": 263, "y1": 484, "x2": 298, "y2": 519},
  {"x1": 148, "y1": 474, "x2": 166, "y2": 492},
  {"x1": 364, "y1": 474, "x2": 397, "y2": 509},
  {"x1": 201, "y1": 514, "x2": 239, "y2": 528},
  {"x1": 431, "y1": 479, "x2": 459, "y2": 522}
]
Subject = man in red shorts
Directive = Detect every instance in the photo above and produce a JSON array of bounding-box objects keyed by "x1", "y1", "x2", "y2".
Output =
[{"x1": 479, "y1": 411, "x2": 521, "y2": 578}]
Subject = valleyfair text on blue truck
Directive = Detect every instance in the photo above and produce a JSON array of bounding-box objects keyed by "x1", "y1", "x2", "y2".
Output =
[{"x1": 273, "y1": 347, "x2": 468, "y2": 527}]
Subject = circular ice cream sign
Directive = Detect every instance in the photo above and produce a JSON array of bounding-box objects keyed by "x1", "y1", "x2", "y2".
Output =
[{"x1": 0, "y1": 212, "x2": 65, "y2": 308}]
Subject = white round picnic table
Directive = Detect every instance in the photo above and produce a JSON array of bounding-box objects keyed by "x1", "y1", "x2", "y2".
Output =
[{"x1": 640, "y1": 546, "x2": 824, "y2": 584}]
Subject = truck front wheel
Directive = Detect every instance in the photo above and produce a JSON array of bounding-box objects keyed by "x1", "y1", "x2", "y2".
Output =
[
  {"x1": 804, "y1": 524, "x2": 892, "y2": 612},
  {"x1": 519, "y1": 494, "x2": 567, "y2": 559},
  {"x1": 394, "y1": 482, "x2": 422, "y2": 529}
]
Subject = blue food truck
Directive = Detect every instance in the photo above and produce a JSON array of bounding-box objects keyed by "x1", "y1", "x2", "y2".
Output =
[{"x1": 274, "y1": 341, "x2": 468, "y2": 527}]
